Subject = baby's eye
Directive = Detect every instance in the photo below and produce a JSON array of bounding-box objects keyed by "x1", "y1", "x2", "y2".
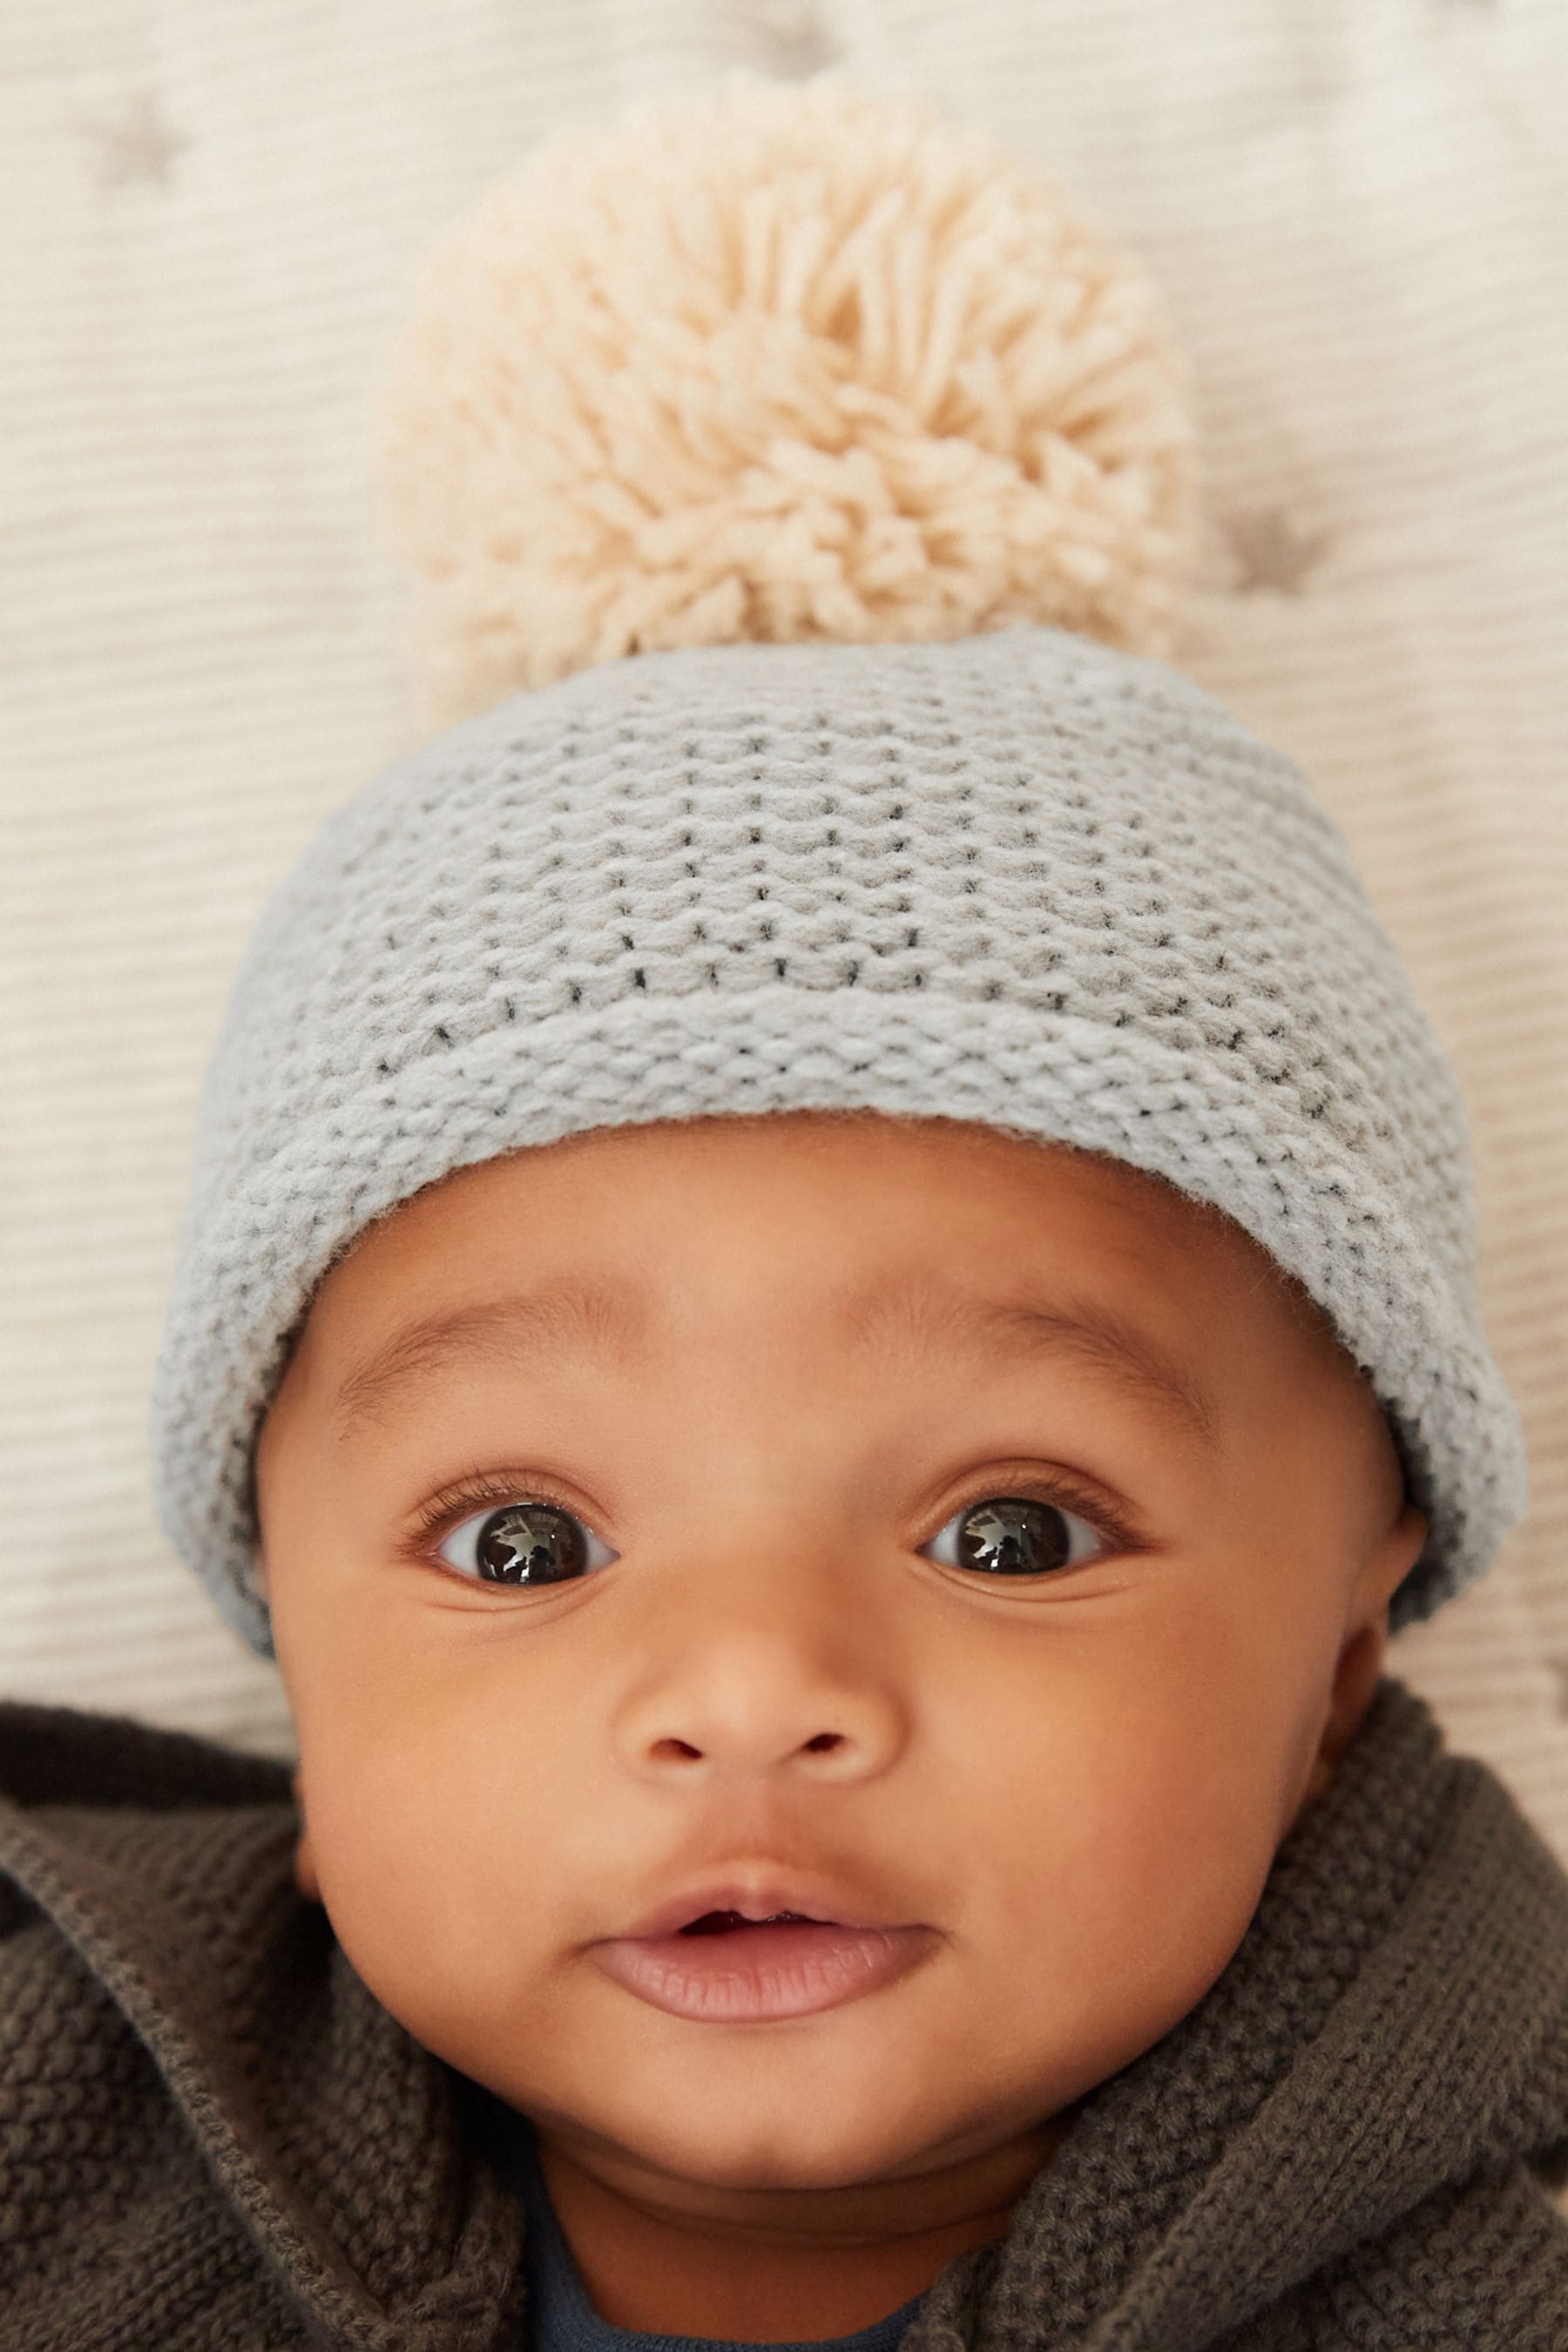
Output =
[
  {"x1": 429, "y1": 1486, "x2": 1117, "y2": 1590},
  {"x1": 921, "y1": 1492, "x2": 1110, "y2": 1578},
  {"x1": 439, "y1": 1500, "x2": 619, "y2": 1588}
]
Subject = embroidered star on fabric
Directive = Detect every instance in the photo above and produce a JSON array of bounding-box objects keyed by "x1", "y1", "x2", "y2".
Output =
[
  {"x1": 79, "y1": 89, "x2": 190, "y2": 190},
  {"x1": 1224, "y1": 505, "x2": 1334, "y2": 595}
]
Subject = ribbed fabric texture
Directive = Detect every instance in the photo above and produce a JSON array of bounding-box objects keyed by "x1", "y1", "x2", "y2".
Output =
[
  {"x1": 5, "y1": 2, "x2": 1568, "y2": 1849},
  {"x1": 3, "y1": 1673, "x2": 1568, "y2": 2349},
  {"x1": 147, "y1": 622, "x2": 1523, "y2": 1656}
]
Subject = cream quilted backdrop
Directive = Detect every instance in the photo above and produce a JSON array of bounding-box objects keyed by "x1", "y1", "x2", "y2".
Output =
[{"x1": 3, "y1": 3, "x2": 1566, "y2": 1877}]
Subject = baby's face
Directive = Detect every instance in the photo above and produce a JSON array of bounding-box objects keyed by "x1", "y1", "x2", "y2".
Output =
[{"x1": 255, "y1": 1112, "x2": 1423, "y2": 2244}]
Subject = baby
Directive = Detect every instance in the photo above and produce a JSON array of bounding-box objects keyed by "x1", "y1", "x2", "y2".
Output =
[
  {"x1": 253, "y1": 1105, "x2": 1427, "y2": 2340},
  {"x1": 4, "y1": 71, "x2": 1568, "y2": 2352}
]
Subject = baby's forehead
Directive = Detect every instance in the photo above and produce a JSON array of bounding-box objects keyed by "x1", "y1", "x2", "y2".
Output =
[
  {"x1": 288, "y1": 1114, "x2": 1343, "y2": 1442},
  {"x1": 317, "y1": 1115, "x2": 1256, "y2": 1327}
]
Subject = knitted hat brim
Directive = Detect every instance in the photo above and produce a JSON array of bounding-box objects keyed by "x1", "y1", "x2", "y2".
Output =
[{"x1": 150, "y1": 981, "x2": 1524, "y2": 1659}]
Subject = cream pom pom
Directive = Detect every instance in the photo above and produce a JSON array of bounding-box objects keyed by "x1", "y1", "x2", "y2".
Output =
[{"x1": 380, "y1": 70, "x2": 1197, "y2": 727}]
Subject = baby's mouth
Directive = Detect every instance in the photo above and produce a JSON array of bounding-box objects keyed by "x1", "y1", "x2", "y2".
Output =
[
  {"x1": 595, "y1": 1909, "x2": 936, "y2": 2020},
  {"x1": 679, "y1": 1909, "x2": 820, "y2": 1935}
]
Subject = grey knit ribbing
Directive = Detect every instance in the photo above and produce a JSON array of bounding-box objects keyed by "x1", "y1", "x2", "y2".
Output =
[{"x1": 147, "y1": 622, "x2": 1525, "y2": 1657}]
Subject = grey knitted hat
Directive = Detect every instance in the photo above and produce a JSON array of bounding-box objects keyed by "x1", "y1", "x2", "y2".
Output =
[{"x1": 148, "y1": 78, "x2": 1525, "y2": 1657}]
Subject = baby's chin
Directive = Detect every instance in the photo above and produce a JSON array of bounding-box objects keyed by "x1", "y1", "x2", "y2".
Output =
[{"x1": 518, "y1": 2085, "x2": 1073, "y2": 2220}]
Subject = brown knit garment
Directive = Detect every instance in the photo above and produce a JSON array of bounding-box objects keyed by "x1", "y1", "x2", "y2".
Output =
[{"x1": 3, "y1": 1673, "x2": 1567, "y2": 2350}]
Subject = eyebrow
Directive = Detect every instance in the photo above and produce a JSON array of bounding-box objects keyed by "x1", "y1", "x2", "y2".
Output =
[
  {"x1": 846, "y1": 1281, "x2": 1218, "y2": 1450},
  {"x1": 331, "y1": 1269, "x2": 1218, "y2": 1452},
  {"x1": 333, "y1": 1276, "x2": 650, "y2": 1441}
]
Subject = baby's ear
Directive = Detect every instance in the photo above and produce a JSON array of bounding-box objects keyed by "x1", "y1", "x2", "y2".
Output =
[
  {"x1": 1301, "y1": 1503, "x2": 1426, "y2": 1815},
  {"x1": 1362, "y1": 1499, "x2": 1429, "y2": 1625},
  {"x1": 290, "y1": 1768, "x2": 322, "y2": 1903},
  {"x1": 1292, "y1": 1619, "x2": 1380, "y2": 1818}
]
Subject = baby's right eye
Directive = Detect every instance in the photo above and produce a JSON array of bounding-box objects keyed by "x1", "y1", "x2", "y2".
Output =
[{"x1": 440, "y1": 1499, "x2": 618, "y2": 1587}]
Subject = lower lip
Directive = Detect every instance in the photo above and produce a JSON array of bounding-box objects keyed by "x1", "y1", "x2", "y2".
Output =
[{"x1": 592, "y1": 1922, "x2": 934, "y2": 2022}]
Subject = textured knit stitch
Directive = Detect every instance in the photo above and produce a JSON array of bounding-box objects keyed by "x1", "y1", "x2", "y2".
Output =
[
  {"x1": 3, "y1": 1675, "x2": 1567, "y2": 2349},
  {"x1": 147, "y1": 621, "x2": 1524, "y2": 1657}
]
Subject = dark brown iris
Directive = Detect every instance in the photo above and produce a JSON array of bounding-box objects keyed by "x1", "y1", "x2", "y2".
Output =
[
  {"x1": 476, "y1": 1504, "x2": 586, "y2": 1585},
  {"x1": 957, "y1": 1497, "x2": 1074, "y2": 1575}
]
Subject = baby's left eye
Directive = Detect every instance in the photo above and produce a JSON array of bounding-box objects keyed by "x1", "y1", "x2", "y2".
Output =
[
  {"x1": 921, "y1": 1494, "x2": 1108, "y2": 1578},
  {"x1": 438, "y1": 1500, "x2": 618, "y2": 1588}
]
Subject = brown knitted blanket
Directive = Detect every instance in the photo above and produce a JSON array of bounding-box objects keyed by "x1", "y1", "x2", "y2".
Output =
[{"x1": 3, "y1": 1673, "x2": 1567, "y2": 2350}]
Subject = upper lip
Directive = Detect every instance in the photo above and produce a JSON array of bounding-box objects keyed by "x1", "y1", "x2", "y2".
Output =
[{"x1": 616, "y1": 1871, "x2": 912, "y2": 1942}]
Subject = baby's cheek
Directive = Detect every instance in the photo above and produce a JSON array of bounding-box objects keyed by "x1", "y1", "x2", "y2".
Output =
[
  {"x1": 294, "y1": 1731, "x2": 524, "y2": 2047},
  {"x1": 1009, "y1": 1677, "x2": 1289, "y2": 2065}
]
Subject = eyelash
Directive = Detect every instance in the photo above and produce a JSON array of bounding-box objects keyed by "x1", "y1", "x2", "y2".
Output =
[{"x1": 398, "y1": 1466, "x2": 1144, "y2": 1578}]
